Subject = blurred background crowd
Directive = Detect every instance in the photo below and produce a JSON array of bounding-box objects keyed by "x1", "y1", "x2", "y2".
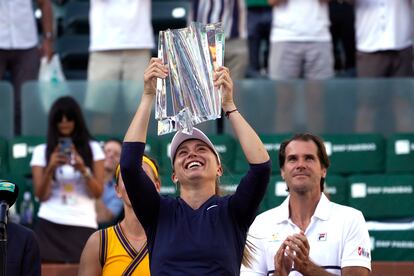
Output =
[{"x1": 1, "y1": 0, "x2": 414, "y2": 273}]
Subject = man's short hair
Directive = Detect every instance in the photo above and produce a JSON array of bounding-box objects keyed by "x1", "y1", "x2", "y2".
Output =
[{"x1": 278, "y1": 133, "x2": 330, "y2": 192}]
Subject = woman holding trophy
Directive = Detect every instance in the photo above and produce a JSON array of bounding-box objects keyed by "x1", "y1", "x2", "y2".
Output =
[{"x1": 120, "y1": 58, "x2": 271, "y2": 274}]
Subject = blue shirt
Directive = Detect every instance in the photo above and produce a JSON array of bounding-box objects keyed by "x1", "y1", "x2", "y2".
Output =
[
  {"x1": 121, "y1": 142, "x2": 271, "y2": 275},
  {"x1": 102, "y1": 179, "x2": 123, "y2": 217}
]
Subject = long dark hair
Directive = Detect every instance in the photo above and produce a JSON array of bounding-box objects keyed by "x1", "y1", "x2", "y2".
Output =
[{"x1": 46, "y1": 96, "x2": 94, "y2": 170}]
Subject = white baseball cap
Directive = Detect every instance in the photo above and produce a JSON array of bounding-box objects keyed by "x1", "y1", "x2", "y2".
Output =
[{"x1": 169, "y1": 127, "x2": 221, "y2": 166}]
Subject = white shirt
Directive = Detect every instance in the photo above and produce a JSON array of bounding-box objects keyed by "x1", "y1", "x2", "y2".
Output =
[
  {"x1": 241, "y1": 194, "x2": 372, "y2": 275},
  {"x1": 270, "y1": 0, "x2": 331, "y2": 42},
  {"x1": 355, "y1": 0, "x2": 413, "y2": 52},
  {"x1": 0, "y1": 0, "x2": 38, "y2": 49},
  {"x1": 30, "y1": 141, "x2": 105, "y2": 229},
  {"x1": 89, "y1": 0, "x2": 154, "y2": 51}
]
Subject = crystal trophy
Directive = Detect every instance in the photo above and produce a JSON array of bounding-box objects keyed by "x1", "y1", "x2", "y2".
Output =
[{"x1": 155, "y1": 22, "x2": 225, "y2": 135}]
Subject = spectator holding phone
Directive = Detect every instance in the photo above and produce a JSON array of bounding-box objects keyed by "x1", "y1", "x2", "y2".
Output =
[{"x1": 30, "y1": 96, "x2": 105, "y2": 263}]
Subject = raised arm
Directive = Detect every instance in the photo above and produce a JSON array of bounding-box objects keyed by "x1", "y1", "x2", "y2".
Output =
[
  {"x1": 124, "y1": 58, "x2": 168, "y2": 143},
  {"x1": 121, "y1": 59, "x2": 168, "y2": 228},
  {"x1": 215, "y1": 67, "x2": 271, "y2": 226},
  {"x1": 214, "y1": 66, "x2": 269, "y2": 164}
]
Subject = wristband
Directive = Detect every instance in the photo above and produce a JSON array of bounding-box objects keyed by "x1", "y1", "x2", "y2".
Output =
[{"x1": 225, "y1": 108, "x2": 238, "y2": 119}]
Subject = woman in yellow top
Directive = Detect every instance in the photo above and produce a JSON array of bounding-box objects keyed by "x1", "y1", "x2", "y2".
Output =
[{"x1": 78, "y1": 155, "x2": 161, "y2": 276}]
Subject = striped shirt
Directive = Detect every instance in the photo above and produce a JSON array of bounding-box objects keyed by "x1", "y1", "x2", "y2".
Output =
[{"x1": 192, "y1": 0, "x2": 247, "y2": 39}]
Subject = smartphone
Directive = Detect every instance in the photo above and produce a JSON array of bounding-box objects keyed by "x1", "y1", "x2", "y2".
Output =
[{"x1": 59, "y1": 137, "x2": 72, "y2": 160}]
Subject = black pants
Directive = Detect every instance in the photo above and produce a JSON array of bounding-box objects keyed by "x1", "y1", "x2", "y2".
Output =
[
  {"x1": 247, "y1": 7, "x2": 272, "y2": 76},
  {"x1": 0, "y1": 47, "x2": 40, "y2": 135},
  {"x1": 329, "y1": 1, "x2": 356, "y2": 71}
]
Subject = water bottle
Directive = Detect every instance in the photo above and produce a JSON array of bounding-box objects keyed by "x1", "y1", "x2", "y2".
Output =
[{"x1": 20, "y1": 191, "x2": 34, "y2": 226}]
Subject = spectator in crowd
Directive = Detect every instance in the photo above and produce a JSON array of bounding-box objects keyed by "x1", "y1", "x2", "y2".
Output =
[
  {"x1": 351, "y1": 0, "x2": 413, "y2": 78},
  {"x1": 30, "y1": 96, "x2": 105, "y2": 263},
  {"x1": 192, "y1": 0, "x2": 248, "y2": 80},
  {"x1": 120, "y1": 58, "x2": 271, "y2": 274},
  {"x1": 268, "y1": 0, "x2": 333, "y2": 80},
  {"x1": 87, "y1": 0, "x2": 153, "y2": 81},
  {"x1": 329, "y1": 0, "x2": 356, "y2": 77},
  {"x1": 78, "y1": 157, "x2": 161, "y2": 276},
  {"x1": 246, "y1": 0, "x2": 272, "y2": 78},
  {"x1": 85, "y1": 0, "x2": 154, "y2": 132},
  {"x1": 7, "y1": 222, "x2": 41, "y2": 276},
  {"x1": 349, "y1": 0, "x2": 414, "y2": 132},
  {"x1": 95, "y1": 138, "x2": 123, "y2": 227},
  {"x1": 0, "y1": 0, "x2": 54, "y2": 135},
  {"x1": 241, "y1": 133, "x2": 371, "y2": 275},
  {"x1": 268, "y1": 0, "x2": 333, "y2": 133}
]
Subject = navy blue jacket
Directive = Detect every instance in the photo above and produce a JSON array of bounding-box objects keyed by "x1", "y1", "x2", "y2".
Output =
[
  {"x1": 7, "y1": 222, "x2": 41, "y2": 276},
  {"x1": 121, "y1": 142, "x2": 271, "y2": 275}
]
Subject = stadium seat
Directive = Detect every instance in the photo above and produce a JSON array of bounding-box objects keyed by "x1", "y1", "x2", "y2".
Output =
[
  {"x1": 348, "y1": 174, "x2": 414, "y2": 220},
  {"x1": 233, "y1": 134, "x2": 291, "y2": 174},
  {"x1": 8, "y1": 136, "x2": 46, "y2": 177},
  {"x1": 325, "y1": 174, "x2": 348, "y2": 206},
  {"x1": 0, "y1": 137, "x2": 9, "y2": 176},
  {"x1": 56, "y1": 34, "x2": 89, "y2": 79},
  {"x1": 322, "y1": 134, "x2": 386, "y2": 174},
  {"x1": 369, "y1": 229, "x2": 414, "y2": 261},
  {"x1": 61, "y1": 0, "x2": 90, "y2": 35},
  {"x1": 386, "y1": 133, "x2": 414, "y2": 173},
  {"x1": 261, "y1": 175, "x2": 288, "y2": 213}
]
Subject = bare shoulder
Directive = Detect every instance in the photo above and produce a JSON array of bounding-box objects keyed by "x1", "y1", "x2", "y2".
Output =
[
  {"x1": 78, "y1": 231, "x2": 102, "y2": 276},
  {"x1": 86, "y1": 230, "x2": 101, "y2": 249}
]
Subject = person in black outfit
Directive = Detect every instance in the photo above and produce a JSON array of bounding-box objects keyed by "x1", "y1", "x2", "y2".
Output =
[
  {"x1": 7, "y1": 222, "x2": 41, "y2": 276},
  {"x1": 329, "y1": 0, "x2": 356, "y2": 77}
]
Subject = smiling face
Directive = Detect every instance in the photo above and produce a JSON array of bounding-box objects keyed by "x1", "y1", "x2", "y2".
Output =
[
  {"x1": 281, "y1": 140, "x2": 327, "y2": 195},
  {"x1": 57, "y1": 115, "x2": 75, "y2": 137},
  {"x1": 172, "y1": 139, "x2": 222, "y2": 186},
  {"x1": 104, "y1": 141, "x2": 122, "y2": 173}
]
